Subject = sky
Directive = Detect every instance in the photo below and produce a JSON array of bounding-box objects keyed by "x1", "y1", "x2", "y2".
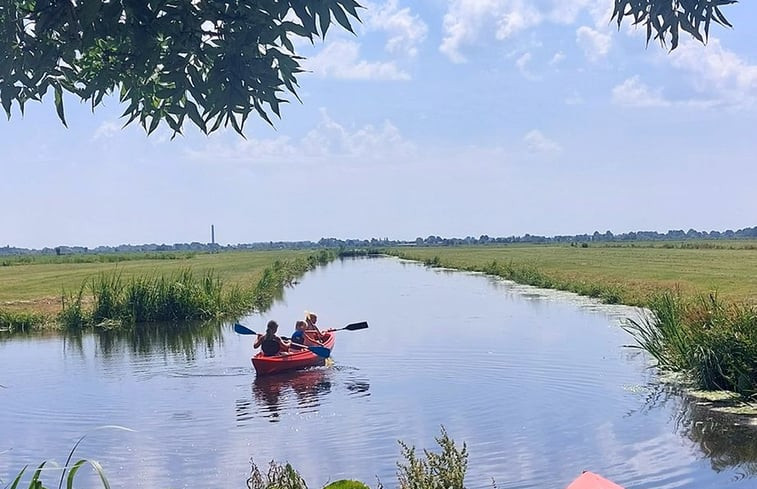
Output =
[{"x1": 2, "y1": 0, "x2": 756, "y2": 249}]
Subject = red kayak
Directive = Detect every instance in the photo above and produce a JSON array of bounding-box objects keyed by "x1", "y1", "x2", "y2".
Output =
[
  {"x1": 252, "y1": 333, "x2": 335, "y2": 376},
  {"x1": 566, "y1": 472, "x2": 624, "y2": 489}
]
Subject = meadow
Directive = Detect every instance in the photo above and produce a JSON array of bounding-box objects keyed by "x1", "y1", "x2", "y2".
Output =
[
  {"x1": 0, "y1": 250, "x2": 333, "y2": 332},
  {"x1": 387, "y1": 241, "x2": 757, "y2": 306},
  {"x1": 0, "y1": 250, "x2": 316, "y2": 315}
]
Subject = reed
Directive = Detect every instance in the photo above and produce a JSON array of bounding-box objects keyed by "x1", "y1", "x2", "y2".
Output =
[
  {"x1": 57, "y1": 251, "x2": 337, "y2": 330},
  {"x1": 0, "y1": 309, "x2": 48, "y2": 333},
  {"x1": 624, "y1": 292, "x2": 757, "y2": 397},
  {"x1": 60, "y1": 269, "x2": 245, "y2": 328}
]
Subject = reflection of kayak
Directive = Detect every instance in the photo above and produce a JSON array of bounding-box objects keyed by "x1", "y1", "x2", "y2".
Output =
[
  {"x1": 566, "y1": 472, "x2": 624, "y2": 489},
  {"x1": 252, "y1": 333, "x2": 335, "y2": 376}
]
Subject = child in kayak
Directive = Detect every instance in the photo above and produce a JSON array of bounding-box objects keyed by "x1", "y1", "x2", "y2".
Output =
[
  {"x1": 290, "y1": 320, "x2": 307, "y2": 350},
  {"x1": 254, "y1": 320, "x2": 291, "y2": 356},
  {"x1": 303, "y1": 311, "x2": 326, "y2": 345}
]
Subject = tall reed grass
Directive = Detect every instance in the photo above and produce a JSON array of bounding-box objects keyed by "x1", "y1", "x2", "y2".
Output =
[
  {"x1": 58, "y1": 251, "x2": 337, "y2": 330},
  {"x1": 624, "y1": 292, "x2": 757, "y2": 397}
]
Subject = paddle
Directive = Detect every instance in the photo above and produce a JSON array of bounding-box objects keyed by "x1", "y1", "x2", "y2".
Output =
[
  {"x1": 233, "y1": 323, "x2": 331, "y2": 358},
  {"x1": 326, "y1": 321, "x2": 369, "y2": 332}
]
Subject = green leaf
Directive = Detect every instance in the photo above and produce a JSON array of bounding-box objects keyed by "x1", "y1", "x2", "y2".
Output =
[
  {"x1": 54, "y1": 84, "x2": 68, "y2": 127},
  {"x1": 324, "y1": 480, "x2": 370, "y2": 489},
  {"x1": 330, "y1": 5, "x2": 354, "y2": 34},
  {"x1": 8, "y1": 465, "x2": 27, "y2": 489}
]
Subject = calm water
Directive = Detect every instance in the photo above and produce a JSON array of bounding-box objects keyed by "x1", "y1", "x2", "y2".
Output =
[{"x1": 1, "y1": 257, "x2": 755, "y2": 489}]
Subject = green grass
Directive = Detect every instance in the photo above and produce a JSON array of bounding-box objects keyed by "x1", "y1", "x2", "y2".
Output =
[
  {"x1": 387, "y1": 242, "x2": 757, "y2": 306},
  {"x1": 0, "y1": 249, "x2": 335, "y2": 331},
  {"x1": 0, "y1": 250, "x2": 317, "y2": 315}
]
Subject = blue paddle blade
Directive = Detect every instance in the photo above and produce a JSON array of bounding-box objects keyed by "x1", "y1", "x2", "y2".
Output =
[
  {"x1": 234, "y1": 323, "x2": 257, "y2": 335},
  {"x1": 309, "y1": 346, "x2": 331, "y2": 358}
]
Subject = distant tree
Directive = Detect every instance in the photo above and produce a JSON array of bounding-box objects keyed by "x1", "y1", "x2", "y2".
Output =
[{"x1": 0, "y1": 0, "x2": 736, "y2": 136}]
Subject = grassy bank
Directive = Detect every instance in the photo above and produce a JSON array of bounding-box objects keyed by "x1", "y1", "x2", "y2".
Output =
[
  {"x1": 387, "y1": 243, "x2": 757, "y2": 397},
  {"x1": 387, "y1": 242, "x2": 757, "y2": 306},
  {"x1": 0, "y1": 250, "x2": 335, "y2": 332}
]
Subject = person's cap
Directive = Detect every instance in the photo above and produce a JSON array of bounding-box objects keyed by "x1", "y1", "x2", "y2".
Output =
[{"x1": 304, "y1": 310, "x2": 317, "y2": 320}]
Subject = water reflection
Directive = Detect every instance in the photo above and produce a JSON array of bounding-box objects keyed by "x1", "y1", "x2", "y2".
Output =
[
  {"x1": 62, "y1": 320, "x2": 226, "y2": 359},
  {"x1": 235, "y1": 368, "x2": 371, "y2": 423},
  {"x1": 636, "y1": 381, "x2": 757, "y2": 478}
]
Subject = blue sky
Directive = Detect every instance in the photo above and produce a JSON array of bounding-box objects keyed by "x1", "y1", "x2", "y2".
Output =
[{"x1": 2, "y1": 0, "x2": 756, "y2": 249}]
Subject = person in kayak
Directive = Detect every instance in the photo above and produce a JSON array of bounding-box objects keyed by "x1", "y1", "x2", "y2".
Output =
[
  {"x1": 254, "y1": 320, "x2": 291, "y2": 356},
  {"x1": 289, "y1": 320, "x2": 307, "y2": 350},
  {"x1": 303, "y1": 311, "x2": 326, "y2": 345}
]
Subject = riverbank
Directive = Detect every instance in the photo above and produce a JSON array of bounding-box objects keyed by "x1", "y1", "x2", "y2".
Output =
[
  {"x1": 0, "y1": 249, "x2": 336, "y2": 332},
  {"x1": 386, "y1": 243, "x2": 757, "y2": 398},
  {"x1": 386, "y1": 242, "x2": 757, "y2": 306}
]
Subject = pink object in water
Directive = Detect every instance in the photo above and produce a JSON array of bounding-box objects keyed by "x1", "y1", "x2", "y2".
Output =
[{"x1": 565, "y1": 471, "x2": 624, "y2": 489}]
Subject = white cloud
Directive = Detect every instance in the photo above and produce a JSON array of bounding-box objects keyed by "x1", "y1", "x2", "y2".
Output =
[
  {"x1": 576, "y1": 26, "x2": 611, "y2": 61},
  {"x1": 439, "y1": 0, "x2": 614, "y2": 62},
  {"x1": 92, "y1": 121, "x2": 120, "y2": 141},
  {"x1": 439, "y1": 0, "x2": 496, "y2": 63},
  {"x1": 515, "y1": 52, "x2": 539, "y2": 80},
  {"x1": 495, "y1": 2, "x2": 542, "y2": 40},
  {"x1": 363, "y1": 0, "x2": 428, "y2": 57},
  {"x1": 549, "y1": 51, "x2": 566, "y2": 65},
  {"x1": 524, "y1": 129, "x2": 562, "y2": 154},
  {"x1": 668, "y1": 39, "x2": 757, "y2": 106},
  {"x1": 611, "y1": 76, "x2": 670, "y2": 107},
  {"x1": 305, "y1": 40, "x2": 410, "y2": 80},
  {"x1": 549, "y1": 0, "x2": 592, "y2": 25},
  {"x1": 187, "y1": 110, "x2": 416, "y2": 166},
  {"x1": 301, "y1": 109, "x2": 416, "y2": 160}
]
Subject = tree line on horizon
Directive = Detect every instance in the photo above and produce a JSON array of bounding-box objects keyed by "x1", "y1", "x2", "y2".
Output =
[{"x1": 1, "y1": 226, "x2": 756, "y2": 256}]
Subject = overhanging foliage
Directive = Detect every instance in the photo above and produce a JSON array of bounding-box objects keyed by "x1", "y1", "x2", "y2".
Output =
[
  {"x1": 0, "y1": 1, "x2": 738, "y2": 136},
  {"x1": 0, "y1": 0, "x2": 361, "y2": 135},
  {"x1": 612, "y1": 0, "x2": 736, "y2": 50}
]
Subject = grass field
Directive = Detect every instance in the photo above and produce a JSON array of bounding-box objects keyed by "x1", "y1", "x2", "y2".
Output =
[
  {"x1": 0, "y1": 250, "x2": 315, "y2": 315},
  {"x1": 387, "y1": 241, "x2": 757, "y2": 306}
]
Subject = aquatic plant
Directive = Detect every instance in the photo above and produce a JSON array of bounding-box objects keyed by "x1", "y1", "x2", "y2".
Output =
[
  {"x1": 0, "y1": 309, "x2": 47, "y2": 333},
  {"x1": 624, "y1": 292, "x2": 757, "y2": 397}
]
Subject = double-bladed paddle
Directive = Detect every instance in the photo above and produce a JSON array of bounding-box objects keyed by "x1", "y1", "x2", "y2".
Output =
[
  {"x1": 233, "y1": 323, "x2": 331, "y2": 359},
  {"x1": 326, "y1": 321, "x2": 369, "y2": 332}
]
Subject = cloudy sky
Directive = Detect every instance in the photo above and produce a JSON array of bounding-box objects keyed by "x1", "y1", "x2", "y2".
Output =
[{"x1": 2, "y1": 0, "x2": 756, "y2": 249}]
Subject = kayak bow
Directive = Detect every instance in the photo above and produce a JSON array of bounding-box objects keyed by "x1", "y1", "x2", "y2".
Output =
[{"x1": 566, "y1": 472, "x2": 624, "y2": 489}]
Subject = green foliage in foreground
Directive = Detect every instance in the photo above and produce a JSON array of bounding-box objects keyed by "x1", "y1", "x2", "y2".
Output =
[
  {"x1": 624, "y1": 293, "x2": 757, "y2": 398},
  {"x1": 246, "y1": 428, "x2": 468, "y2": 489},
  {"x1": 9, "y1": 428, "x2": 465, "y2": 489},
  {"x1": 4, "y1": 428, "x2": 136, "y2": 489}
]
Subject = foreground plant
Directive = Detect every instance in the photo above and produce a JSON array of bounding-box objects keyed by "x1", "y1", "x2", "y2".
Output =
[
  {"x1": 246, "y1": 427, "x2": 469, "y2": 489},
  {"x1": 4, "y1": 427, "x2": 133, "y2": 489}
]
